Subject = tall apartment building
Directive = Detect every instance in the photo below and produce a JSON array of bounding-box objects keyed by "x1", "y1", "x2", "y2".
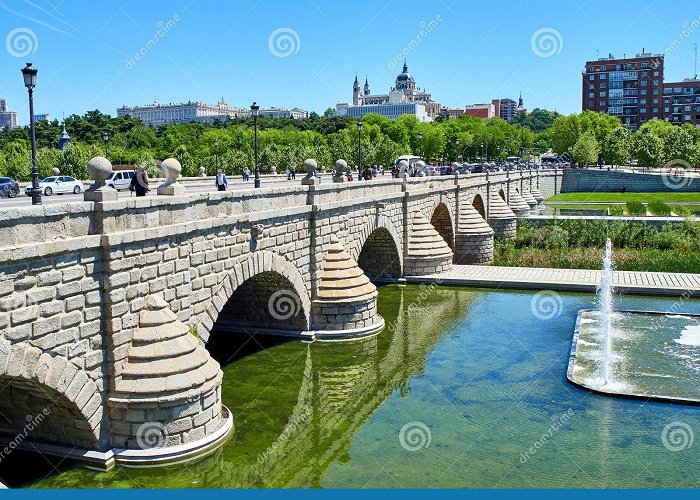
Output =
[
  {"x1": 494, "y1": 98, "x2": 518, "y2": 122},
  {"x1": 663, "y1": 78, "x2": 700, "y2": 126},
  {"x1": 0, "y1": 99, "x2": 18, "y2": 130},
  {"x1": 582, "y1": 51, "x2": 665, "y2": 131}
]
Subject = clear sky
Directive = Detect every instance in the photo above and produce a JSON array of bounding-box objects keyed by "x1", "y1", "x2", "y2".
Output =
[{"x1": 1, "y1": 0, "x2": 699, "y2": 124}]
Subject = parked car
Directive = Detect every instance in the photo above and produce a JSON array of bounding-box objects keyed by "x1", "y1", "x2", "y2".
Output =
[
  {"x1": 439, "y1": 166, "x2": 452, "y2": 175},
  {"x1": 0, "y1": 177, "x2": 20, "y2": 198},
  {"x1": 24, "y1": 176, "x2": 83, "y2": 196},
  {"x1": 105, "y1": 170, "x2": 135, "y2": 191},
  {"x1": 423, "y1": 165, "x2": 438, "y2": 176}
]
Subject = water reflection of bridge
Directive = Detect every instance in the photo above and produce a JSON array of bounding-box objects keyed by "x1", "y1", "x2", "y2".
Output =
[{"x1": 199, "y1": 285, "x2": 478, "y2": 488}]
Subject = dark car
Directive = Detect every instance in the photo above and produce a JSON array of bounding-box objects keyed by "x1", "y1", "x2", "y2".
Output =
[
  {"x1": 0, "y1": 177, "x2": 20, "y2": 198},
  {"x1": 440, "y1": 166, "x2": 452, "y2": 175}
]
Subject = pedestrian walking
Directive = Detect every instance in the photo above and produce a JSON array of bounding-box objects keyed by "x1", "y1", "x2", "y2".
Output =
[
  {"x1": 215, "y1": 169, "x2": 228, "y2": 191},
  {"x1": 130, "y1": 165, "x2": 150, "y2": 197}
]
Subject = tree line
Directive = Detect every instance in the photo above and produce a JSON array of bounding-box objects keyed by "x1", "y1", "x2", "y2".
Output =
[{"x1": 0, "y1": 106, "x2": 697, "y2": 181}]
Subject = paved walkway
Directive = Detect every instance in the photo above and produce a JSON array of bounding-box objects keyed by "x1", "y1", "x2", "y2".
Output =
[{"x1": 404, "y1": 265, "x2": 700, "y2": 297}]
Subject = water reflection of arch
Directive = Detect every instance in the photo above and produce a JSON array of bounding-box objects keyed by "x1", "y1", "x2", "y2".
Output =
[{"x1": 196, "y1": 286, "x2": 477, "y2": 487}]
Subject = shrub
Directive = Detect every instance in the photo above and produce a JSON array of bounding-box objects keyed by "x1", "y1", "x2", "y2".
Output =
[
  {"x1": 647, "y1": 201, "x2": 672, "y2": 216},
  {"x1": 626, "y1": 201, "x2": 646, "y2": 216},
  {"x1": 608, "y1": 204, "x2": 624, "y2": 216}
]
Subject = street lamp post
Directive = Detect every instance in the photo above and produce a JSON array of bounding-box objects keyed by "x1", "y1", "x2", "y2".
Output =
[
  {"x1": 214, "y1": 139, "x2": 219, "y2": 174},
  {"x1": 418, "y1": 131, "x2": 423, "y2": 160},
  {"x1": 455, "y1": 139, "x2": 460, "y2": 162},
  {"x1": 102, "y1": 131, "x2": 110, "y2": 158},
  {"x1": 251, "y1": 102, "x2": 260, "y2": 188},
  {"x1": 22, "y1": 63, "x2": 40, "y2": 205},
  {"x1": 357, "y1": 121, "x2": 363, "y2": 175}
]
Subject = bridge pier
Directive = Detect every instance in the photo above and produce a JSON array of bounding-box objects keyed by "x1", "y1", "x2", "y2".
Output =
[{"x1": 487, "y1": 191, "x2": 517, "y2": 239}]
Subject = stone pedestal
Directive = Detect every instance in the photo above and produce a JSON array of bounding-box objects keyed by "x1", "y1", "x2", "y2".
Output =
[
  {"x1": 520, "y1": 188, "x2": 538, "y2": 208},
  {"x1": 157, "y1": 183, "x2": 186, "y2": 196},
  {"x1": 158, "y1": 158, "x2": 186, "y2": 196},
  {"x1": 507, "y1": 189, "x2": 531, "y2": 217},
  {"x1": 85, "y1": 156, "x2": 117, "y2": 201},
  {"x1": 455, "y1": 203, "x2": 494, "y2": 265},
  {"x1": 311, "y1": 235, "x2": 383, "y2": 339},
  {"x1": 84, "y1": 185, "x2": 118, "y2": 202},
  {"x1": 530, "y1": 188, "x2": 545, "y2": 204},
  {"x1": 488, "y1": 192, "x2": 517, "y2": 239},
  {"x1": 107, "y1": 296, "x2": 232, "y2": 464},
  {"x1": 404, "y1": 212, "x2": 453, "y2": 276}
]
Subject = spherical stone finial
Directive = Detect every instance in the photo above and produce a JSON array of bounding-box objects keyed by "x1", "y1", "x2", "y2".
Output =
[
  {"x1": 87, "y1": 156, "x2": 113, "y2": 181},
  {"x1": 161, "y1": 158, "x2": 182, "y2": 180},
  {"x1": 334, "y1": 159, "x2": 348, "y2": 175},
  {"x1": 52, "y1": 167, "x2": 60, "y2": 176},
  {"x1": 303, "y1": 158, "x2": 317, "y2": 175}
]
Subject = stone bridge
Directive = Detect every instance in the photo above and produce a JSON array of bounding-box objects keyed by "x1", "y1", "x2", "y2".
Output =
[{"x1": 0, "y1": 164, "x2": 561, "y2": 470}]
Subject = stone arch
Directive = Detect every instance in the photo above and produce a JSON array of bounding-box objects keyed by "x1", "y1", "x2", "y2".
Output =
[
  {"x1": 472, "y1": 193, "x2": 486, "y2": 219},
  {"x1": 357, "y1": 228, "x2": 402, "y2": 281},
  {"x1": 202, "y1": 251, "x2": 311, "y2": 339},
  {"x1": 350, "y1": 214, "x2": 403, "y2": 279},
  {"x1": 430, "y1": 202, "x2": 455, "y2": 250},
  {"x1": 0, "y1": 342, "x2": 103, "y2": 450}
]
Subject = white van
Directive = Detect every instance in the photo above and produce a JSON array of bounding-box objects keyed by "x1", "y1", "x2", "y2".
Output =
[{"x1": 105, "y1": 170, "x2": 136, "y2": 191}]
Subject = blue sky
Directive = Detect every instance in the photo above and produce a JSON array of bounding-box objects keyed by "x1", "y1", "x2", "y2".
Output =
[{"x1": 1, "y1": 0, "x2": 699, "y2": 124}]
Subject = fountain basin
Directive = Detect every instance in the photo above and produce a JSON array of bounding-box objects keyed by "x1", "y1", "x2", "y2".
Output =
[{"x1": 568, "y1": 309, "x2": 700, "y2": 405}]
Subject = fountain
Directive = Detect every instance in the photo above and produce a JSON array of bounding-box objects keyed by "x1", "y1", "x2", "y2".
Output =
[
  {"x1": 599, "y1": 238, "x2": 613, "y2": 385},
  {"x1": 568, "y1": 240, "x2": 700, "y2": 403}
]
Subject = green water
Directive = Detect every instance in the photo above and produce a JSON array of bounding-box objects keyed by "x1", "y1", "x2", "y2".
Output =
[{"x1": 6, "y1": 285, "x2": 700, "y2": 488}]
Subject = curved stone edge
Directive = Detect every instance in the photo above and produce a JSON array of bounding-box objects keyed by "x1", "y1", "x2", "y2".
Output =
[
  {"x1": 309, "y1": 315, "x2": 385, "y2": 342},
  {"x1": 113, "y1": 405, "x2": 234, "y2": 467},
  {"x1": 0, "y1": 406, "x2": 234, "y2": 471},
  {"x1": 566, "y1": 309, "x2": 700, "y2": 406}
]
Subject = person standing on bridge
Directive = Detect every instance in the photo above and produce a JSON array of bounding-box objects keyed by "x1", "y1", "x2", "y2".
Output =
[
  {"x1": 215, "y1": 169, "x2": 228, "y2": 191},
  {"x1": 131, "y1": 165, "x2": 150, "y2": 197}
]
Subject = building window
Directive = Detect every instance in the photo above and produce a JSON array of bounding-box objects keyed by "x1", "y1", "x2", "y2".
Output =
[
  {"x1": 589, "y1": 92, "x2": 594, "y2": 98},
  {"x1": 653, "y1": 89, "x2": 659, "y2": 95},
  {"x1": 641, "y1": 80, "x2": 648, "y2": 86},
  {"x1": 589, "y1": 84, "x2": 595, "y2": 90},
  {"x1": 640, "y1": 108, "x2": 647, "y2": 113},
  {"x1": 589, "y1": 75, "x2": 595, "y2": 81},
  {"x1": 600, "y1": 92, "x2": 606, "y2": 97},
  {"x1": 640, "y1": 99, "x2": 647, "y2": 105},
  {"x1": 600, "y1": 83, "x2": 607, "y2": 89},
  {"x1": 600, "y1": 74, "x2": 607, "y2": 80},
  {"x1": 653, "y1": 99, "x2": 658, "y2": 104},
  {"x1": 653, "y1": 71, "x2": 659, "y2": 77},
  {"x1": 653, "y1": 108, "x2": 659, "y2": 114},
  {"x1": 640, "y1": 90, "x2": 647, "y2": 95}
]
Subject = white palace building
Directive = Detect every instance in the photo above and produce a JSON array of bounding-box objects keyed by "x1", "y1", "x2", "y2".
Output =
[
  {"x1": 335, "y1": 62, "x2": 441, "y2": 122},
  {"x1": 117, "y1": 99, "x2": 308, "y2": 127}
]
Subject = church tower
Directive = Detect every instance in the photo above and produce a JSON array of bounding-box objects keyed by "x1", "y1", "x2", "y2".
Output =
[
  {"x1": 364, "y1": 77, "x2": 370, "y2": 96},
  {"x1": 353, "y1": 75, "x2": 361, "y2": 105}
]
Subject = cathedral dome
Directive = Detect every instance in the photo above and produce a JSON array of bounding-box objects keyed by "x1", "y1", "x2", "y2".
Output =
[{"x1": 396, "y1": 62, "x2": 414, "y2": 82}]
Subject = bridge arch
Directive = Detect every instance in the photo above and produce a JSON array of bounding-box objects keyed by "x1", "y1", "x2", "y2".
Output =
[
  {"x1": 429, "y1": 201, "x2": 455, "y2": 250},
  {"x1": 350, "y1": 215, "x2": 403, "y2": 281},
  {"x1": 202, "y1": 251, "x2": 312, "y2": 340},
  {"x1": 472, "y1": 193, "x2": 487, "y2": 219},
  {"x1": 0, "y1": 343, "x2": 103, "y2": 450}
]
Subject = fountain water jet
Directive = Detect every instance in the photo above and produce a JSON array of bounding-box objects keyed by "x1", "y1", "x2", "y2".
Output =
[{"x1": 598, "y1": 238, "x2": 614, "y2": 385}]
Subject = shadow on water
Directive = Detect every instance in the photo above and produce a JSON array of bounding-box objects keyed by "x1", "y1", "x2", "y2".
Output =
[{"x1": 206, "y1": 330, "x2": 294, "y2": 366}]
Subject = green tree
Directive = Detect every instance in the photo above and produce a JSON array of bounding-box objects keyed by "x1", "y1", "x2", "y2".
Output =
[
  {"x1": 664, "y1": 126, "x2": 695, "y2": 164},
  {"x1": 632, "y1": 128, "x2": 665, "y2": 168},
  {"x1": 571, "y1": 130, "x2": 599, "y2": 165},
  {"x1": 602, "y1": 126, "x2": 631, "y2": 167}
]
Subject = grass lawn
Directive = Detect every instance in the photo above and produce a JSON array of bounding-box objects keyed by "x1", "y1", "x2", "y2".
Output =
[{"x1": 547, "y1": 192, "x2": 700, "y2": 203}]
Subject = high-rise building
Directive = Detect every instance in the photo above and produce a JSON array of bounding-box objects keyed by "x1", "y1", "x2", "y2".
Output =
[
  {"x1": 337, "y1": 62, "x2": 441, "y2": 122},
  {"x1": 0, "y1": 99, "x2": 18, "y2": 130},
  {"x1": 663, "y1": 78, "x2": 700, "y2": 126},
  {"x1": 582, "y1": 50, "x2": 665, "y2": 131},
  {"x1": 34, "y1": 113, "x2": 51, "y2": 123},
  {"x1": 494, "y1": 98, "x2": 518, "y2": 122}
]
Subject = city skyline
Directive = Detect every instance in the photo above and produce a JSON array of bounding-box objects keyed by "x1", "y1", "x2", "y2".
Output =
[{"x1": 0, "y1": 0, "x2": 699, "y2": 126}]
